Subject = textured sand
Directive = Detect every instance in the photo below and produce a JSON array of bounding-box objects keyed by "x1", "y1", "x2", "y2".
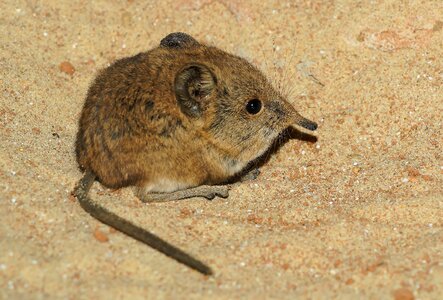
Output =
[{"x1": 1, "y1": 0, "x2": 442, "y2": 299}]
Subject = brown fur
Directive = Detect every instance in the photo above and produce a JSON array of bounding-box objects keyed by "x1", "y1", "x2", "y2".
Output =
[
  {"x1": 74, "y1": 32, "x2": 317, "y2": 275},
  {"x1": 76, "y1": 33, "x2": 316, "y2": 191}
]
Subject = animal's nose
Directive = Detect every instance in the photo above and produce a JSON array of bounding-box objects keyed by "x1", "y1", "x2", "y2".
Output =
[{"x1": 291, "y1": 109, "x2": 318, "y2": 131}]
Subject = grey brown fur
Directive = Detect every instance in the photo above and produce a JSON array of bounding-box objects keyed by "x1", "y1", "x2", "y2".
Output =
[{"x1": 74, "y1": 32, "x2": 317, "y2": 275}]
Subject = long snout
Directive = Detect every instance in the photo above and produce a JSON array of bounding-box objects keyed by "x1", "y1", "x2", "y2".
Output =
[
  {"x1": 292, "y1": 110, "x2": 318, "y2": 131},
  {"x1": 278, "y1": 99, "x2": 318, "y2": 131}
]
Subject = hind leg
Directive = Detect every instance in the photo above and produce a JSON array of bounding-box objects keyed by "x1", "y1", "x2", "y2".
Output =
[{"x1": 136, "y1": 185, "x2": 230, "y2": 203}]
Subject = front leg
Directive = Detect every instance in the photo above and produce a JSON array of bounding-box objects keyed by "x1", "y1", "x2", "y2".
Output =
[
  {"x1": 239, "y1": 168, "x2": 260, "y2": 182},
  {"x1": 136, "y1": 185, "x2": 230, "y2": 203}
]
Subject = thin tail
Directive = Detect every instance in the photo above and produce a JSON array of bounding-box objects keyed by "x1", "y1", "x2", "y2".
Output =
[{"x1": 73, "y1": 170, "x2": 213, "y2": 275}]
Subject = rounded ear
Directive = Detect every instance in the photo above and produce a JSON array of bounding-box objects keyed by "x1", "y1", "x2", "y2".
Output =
[
  {"x1": 174, "y1": 64, "x2": 216, "y2": 118},
  {"x1": 160, "y1": 32, "x2": 199, "y2": 49}
]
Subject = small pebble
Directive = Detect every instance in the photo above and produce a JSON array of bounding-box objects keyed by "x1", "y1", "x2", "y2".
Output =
[
  {"x1": 393, "y1": 287, "x2": 414, "y2": 300},
  {"x1": 93, "y1": 227, "x2": 109, "y2": 243},
  {"x1": 59, "y1": 61, "x2": 75, "y2": 76}
]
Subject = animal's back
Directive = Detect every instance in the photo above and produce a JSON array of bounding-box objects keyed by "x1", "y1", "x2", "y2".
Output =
[{"x1": 75, "y1": 49, "x2": 187, "y2": 188}]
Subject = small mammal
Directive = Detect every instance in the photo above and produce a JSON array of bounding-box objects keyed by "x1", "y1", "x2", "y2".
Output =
[{"x1": 74, "y1": 32, "x2": 317, "y2": 275}]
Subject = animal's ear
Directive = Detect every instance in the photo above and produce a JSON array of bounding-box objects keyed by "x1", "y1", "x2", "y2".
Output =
[
  {"x1": 160, "y1": 32, "x2": 199, "y2": 49},
  {"x1": 174, "y1": 64, "x2": 216, "y2": 118}
]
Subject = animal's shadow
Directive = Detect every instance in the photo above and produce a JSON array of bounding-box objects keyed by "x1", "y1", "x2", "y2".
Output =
[{"x1": 229, "y1": 127, "x2": 318, "y2": 183}]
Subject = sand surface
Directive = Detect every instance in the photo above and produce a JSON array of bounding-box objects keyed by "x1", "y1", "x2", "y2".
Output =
[{"x1": 1, "y1": 0, "x2": 442, "y2": 299}]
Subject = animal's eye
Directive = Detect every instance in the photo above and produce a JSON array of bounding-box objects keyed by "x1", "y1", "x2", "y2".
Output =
[{"x1": 246, "y1": 99, "x2": 262, "y2": 115}]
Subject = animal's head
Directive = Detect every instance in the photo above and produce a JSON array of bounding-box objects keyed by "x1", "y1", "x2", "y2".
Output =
[{"x1": 163, "y1": 32, "x2": 317, "y2": 164}]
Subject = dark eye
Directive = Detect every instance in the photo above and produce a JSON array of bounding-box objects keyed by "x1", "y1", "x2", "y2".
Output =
[{"x1": 246, "y1": 99, "x2": 262, "y2": 115}]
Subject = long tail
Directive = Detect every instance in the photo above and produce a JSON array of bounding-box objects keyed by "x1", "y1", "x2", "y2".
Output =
[{"x1": 73, "y1": 170, "x2": 213, "y2": 275}]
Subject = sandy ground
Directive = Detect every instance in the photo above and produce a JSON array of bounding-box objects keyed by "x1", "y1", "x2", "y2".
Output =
[{"x1": 1, "y1": 0, "x2": 442, "y2": 299}]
